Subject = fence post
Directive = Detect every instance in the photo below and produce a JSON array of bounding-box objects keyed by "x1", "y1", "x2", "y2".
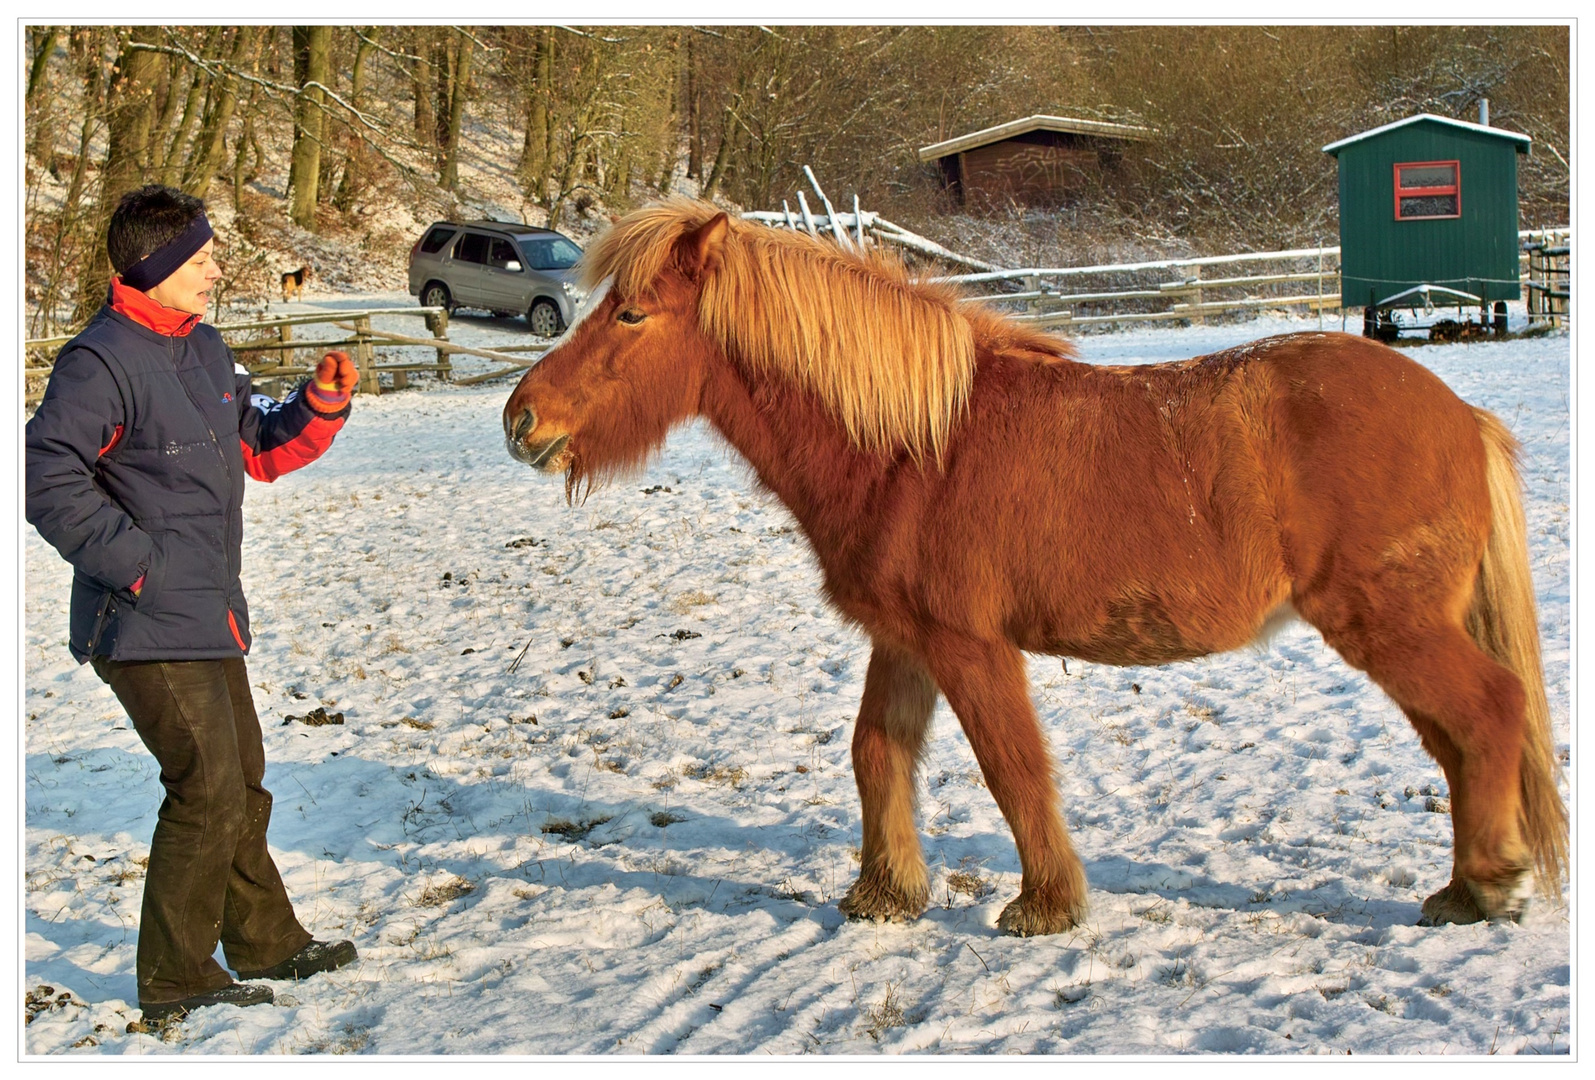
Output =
[
  {"x1": 1193, "y1": 265, "x2": 1205, "y2": 326},
  {"x1": 353, "y1": 314, "x2": 381, "y2": 395},
  {"x1": 1024, "y1": 274, "x2": 1040, "y2": 317},
  {"x1": 1317, "y1": 243, "x2": 1325, "y2": 331},
  {"x1": 275, "y1": 323, "x2": 294, "y2": 399},
  {"x1": 427, "y1": 309, "x2": 452, "y2": 381}
]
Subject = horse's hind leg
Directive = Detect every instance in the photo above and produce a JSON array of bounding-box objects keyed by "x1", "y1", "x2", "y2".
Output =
[
  {"x1": 925, "y1": 635, "x2": 1087, "y2": 936},
  {"x1": 839, "y1": 642, "x2": 937, "y2": 922},
  {"x1": 1308, "y1": 611, "x2": 1532, "y2": 924}
]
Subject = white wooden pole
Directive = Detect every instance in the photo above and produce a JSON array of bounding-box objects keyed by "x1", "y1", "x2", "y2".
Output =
[{"x1": 796, "y1": 191, "x2": 818, "y2": 236}]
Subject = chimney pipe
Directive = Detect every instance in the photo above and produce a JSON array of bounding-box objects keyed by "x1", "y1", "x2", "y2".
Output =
[{"x1": 1479, "y1": 98, "x2": 1490, "y2": 126}]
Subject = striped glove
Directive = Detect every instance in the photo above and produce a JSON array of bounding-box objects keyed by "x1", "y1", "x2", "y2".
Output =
[{"x1": 306, "y1": 352, "x2": 358, "y2": 414}]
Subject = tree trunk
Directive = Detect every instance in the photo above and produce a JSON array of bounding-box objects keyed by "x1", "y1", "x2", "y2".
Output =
[
  {"x1": 26, "y1": 27, "x2": 61, "y2": 168},
  {"x1": 287, "y1": 25, "x2": 330, "y2": 230},
  {"x1": 534, "y1": 29, "x2": 557, "y2": 208},
  {"x1": 76, "y1": 26, "x2": 162, "y2": 324},
  {"x1": 333, "y1": 27, "x2": 379, "y2": 212},
  {"x1": 440, "y1": 30, "x2": 474, "y2": 190},
  {"x1": 146, "y1": 52, "x2": 187, "y2": 181},
  {"x1": 432, "y1": 30, "x2": 452, "y2": 158},
  {"x1": 700, "y1": 105, "x2": 738, "y2": 202},
  {"x1": 186, "y1": 27, "x2": 258, "y2": 199},
  {"x1": 685, "y1": 36, "x2": 701, "y2": 180},
  {"x1": 517, "y1": 27, "x2": 550, "y2": 198},
  {"x1": 158, "y1": 29, "x2": 219, "y2": 188},
  {"x1": 27, "y1": 27, "x2": 59, "y2": 105},
  {"x1": 411, "y1": 28, "x2": 436, "y2": 145},
  {"x1": 234, "y1": 86, "x2": 258, "y2": 213}
]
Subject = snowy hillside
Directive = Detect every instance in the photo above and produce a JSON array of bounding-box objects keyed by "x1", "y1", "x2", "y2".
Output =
[{"x1": 22, "y1": 307, "x2": 1570, "y2": 1056}]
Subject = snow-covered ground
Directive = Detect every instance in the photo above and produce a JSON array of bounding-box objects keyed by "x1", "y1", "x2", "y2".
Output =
[{"x1": 22, "y1": 305, "x2": 1570, "y2": 1056}]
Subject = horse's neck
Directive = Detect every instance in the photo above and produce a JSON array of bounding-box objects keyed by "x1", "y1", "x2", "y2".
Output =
[{"x1": 700, "y1": 360, "x2": 890, "y2": 550}]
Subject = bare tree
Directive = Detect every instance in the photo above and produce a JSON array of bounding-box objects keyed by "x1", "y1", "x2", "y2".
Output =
[
  {"x1": 185, "y1": 27, "x2": 259, "y2": 200},
  {"x1": 73, "y1": 26, "x2": 162, "y2": 324},
  {"x1": 439, "y1": 29, "x2": 474, "y2": 190},
  {"x1": 287, "y1": 25, "x2": 330, "y2": 229},
  {"x1": 333, "y1": 27, "x2": 381, "y2": 211}
]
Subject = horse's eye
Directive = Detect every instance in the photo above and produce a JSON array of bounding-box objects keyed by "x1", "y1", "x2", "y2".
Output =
[{"x1": 617, "y1": 309, "x2": 647, "y2": 325}]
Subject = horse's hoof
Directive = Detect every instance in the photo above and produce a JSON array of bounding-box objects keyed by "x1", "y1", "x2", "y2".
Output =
[
  {"x1": 839, "y1": 871, "x2": 926, "y2": 923},
  {"x1": 1418, "y1": 881, "x2": 1485, "y2": 926},
  {"x1": 996, "y1": 886, "x2": 1087, "y2": 937},
  {"x1": 1421, "y1": 865, "x2": 1532, "y2": 926}
]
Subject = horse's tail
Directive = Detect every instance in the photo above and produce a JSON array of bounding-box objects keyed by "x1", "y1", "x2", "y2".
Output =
[{"x1": 1467, "y1": 407, "x2": 1567, "y2": 900}]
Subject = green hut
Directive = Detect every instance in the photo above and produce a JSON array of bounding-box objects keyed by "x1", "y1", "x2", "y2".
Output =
[{"x1": 1323, "y1": 110, "x2": 1530, "y2": 313}]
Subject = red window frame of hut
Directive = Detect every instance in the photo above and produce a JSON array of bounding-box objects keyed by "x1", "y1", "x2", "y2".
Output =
[{"x1": 1393, "y1": 160, "x2": 1461, "y2": 220}]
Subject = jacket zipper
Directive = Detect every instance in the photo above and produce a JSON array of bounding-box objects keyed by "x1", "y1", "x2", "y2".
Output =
[
  {"x1": 170, "y1": 336, "x2": 243, "y2": 648},
  {"x1": 86, "y1": 591, "x2": 116, "y2": 654}
]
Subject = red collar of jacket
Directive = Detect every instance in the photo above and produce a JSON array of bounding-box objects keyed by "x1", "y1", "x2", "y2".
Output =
[{"x1": 110, "y1": 276, "x2": 203, "y2": 337}]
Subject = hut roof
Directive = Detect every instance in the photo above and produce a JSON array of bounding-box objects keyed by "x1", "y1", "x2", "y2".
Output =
[
  {"x1": 1322, "y1": 113, "x2": 1531, "y2": 156},
  {"x1": 917, "y1": 114, "x2": 1156, "y2": 163}
]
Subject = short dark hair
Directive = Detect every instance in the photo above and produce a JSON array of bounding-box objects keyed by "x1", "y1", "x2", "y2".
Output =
[{"x1": 107, "y1": 185, "x2": 208, "y2": 274}]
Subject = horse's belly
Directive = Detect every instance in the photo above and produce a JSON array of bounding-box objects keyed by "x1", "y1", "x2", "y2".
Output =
[{"x1": 1025, "y1": 582, "x2": 1287, "y2": 666}]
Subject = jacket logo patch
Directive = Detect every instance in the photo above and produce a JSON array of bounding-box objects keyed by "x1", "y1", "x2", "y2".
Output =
[{"x1": 221, "y1": 391, "x2": 234, "y2": 403}]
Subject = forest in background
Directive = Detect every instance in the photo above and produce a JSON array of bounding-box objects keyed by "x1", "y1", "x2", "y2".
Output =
[{"x1": 23, "y1": 24, "x2": 1570, "y2": 336}]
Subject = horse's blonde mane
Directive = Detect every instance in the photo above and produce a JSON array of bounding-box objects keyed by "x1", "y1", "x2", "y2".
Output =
[{"x1": 580, "y1": 198, "x2": 1073, "y2": 461}]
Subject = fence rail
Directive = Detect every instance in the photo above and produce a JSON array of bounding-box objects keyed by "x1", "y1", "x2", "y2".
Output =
[{"x1": 23, "y1": 306, "x2": 553, "y2": 406}]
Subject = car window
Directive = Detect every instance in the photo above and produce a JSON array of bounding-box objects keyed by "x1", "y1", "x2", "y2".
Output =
[
  {"x1": 419, "y1": 226, "x2": 457, "y2": 254},
  {"x1": 518, "y1": 237, "x2": 583, "y2": 271},
  {"x1": 488, "y1": 238, "x2": 521, "y2": 269},
  {"x1": 454, "y1": 232, "x2": 490, "y2": 265}
]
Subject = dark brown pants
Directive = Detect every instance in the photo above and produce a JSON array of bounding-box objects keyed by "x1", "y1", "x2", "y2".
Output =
[{"x1": 91, "y1": 657, "x2": 312, "y2": 1006}]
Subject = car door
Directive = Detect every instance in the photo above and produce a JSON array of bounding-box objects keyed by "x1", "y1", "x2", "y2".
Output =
[
  {"x1": 481, "y1": 237, "x2": 532, "y2": 313},
  {"x1": 448, "y1": 231, "x2": 493, "y2": 308}
]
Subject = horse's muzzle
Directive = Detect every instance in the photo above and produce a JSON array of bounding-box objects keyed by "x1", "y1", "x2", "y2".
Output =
[{"x1": 504, "y1": 406, "x2": 570, "y2": 472}]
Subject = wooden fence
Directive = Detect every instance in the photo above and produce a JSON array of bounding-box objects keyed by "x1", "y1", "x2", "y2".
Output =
[
  {"x1": 937, "y1": 227, "x2": 1570, "y2": 328},
  {"x1": 23, "y1": 307, "x2": 552, "y2": 407},
  {"x1": 941, "y1": 246, "x2": 1342, "y2": 328}
]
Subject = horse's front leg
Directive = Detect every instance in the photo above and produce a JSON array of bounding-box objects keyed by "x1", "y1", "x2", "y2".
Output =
[
  {"x1": 838, "y1": 641, "x2": 937, "y2": 923},
  {"x1": 926, "y1": 634, "x2": 1088, "y2": 936}
]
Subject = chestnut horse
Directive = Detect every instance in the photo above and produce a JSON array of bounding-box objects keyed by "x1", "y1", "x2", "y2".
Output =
[{"x1": 503, "y1": 199, "x2": 1565, "y2": 935}]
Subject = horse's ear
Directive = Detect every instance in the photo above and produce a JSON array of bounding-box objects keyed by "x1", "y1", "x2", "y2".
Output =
[{"x1": 680, "y1": 213, "x2": 729, "y2": 280}]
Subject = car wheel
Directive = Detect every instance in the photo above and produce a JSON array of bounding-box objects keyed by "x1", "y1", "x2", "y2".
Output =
[
  {"x1": 420, "y1": 282, "x2": 453, "y2": 312},
  {"x1": 528, "y1": 298, "x2": 564, "y2": 337}
]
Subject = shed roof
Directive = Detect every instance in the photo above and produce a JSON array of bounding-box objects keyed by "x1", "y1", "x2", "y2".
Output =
[
  {"x1": 1322, "y1": 113, "x2": 1531, "y2": 156},
  {"x1": 917, "y1": 114, "x2": 1155, "y2": 162}
]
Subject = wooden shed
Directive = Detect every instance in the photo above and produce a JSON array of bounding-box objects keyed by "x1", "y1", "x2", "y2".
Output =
[
  {"x1": 1323, "y1": 111, "x2": 1531, "y2": 311},
  {"x1": 917, "y1": 115, "x2": 1154, "y2": 209}
]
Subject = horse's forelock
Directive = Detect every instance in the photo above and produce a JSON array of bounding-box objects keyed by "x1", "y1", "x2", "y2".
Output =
[{"x1": 579, "y1": 198, "x2": 725, "y2": 300}]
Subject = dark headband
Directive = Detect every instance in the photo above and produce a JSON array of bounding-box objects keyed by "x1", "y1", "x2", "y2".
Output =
[{"x1": 121, "y1": 213, "x2": 215, "y2": 292}]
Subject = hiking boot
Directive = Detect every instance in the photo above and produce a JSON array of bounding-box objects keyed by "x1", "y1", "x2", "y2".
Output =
[
  {"x1": 141, "y1": 982, "x2": 274, "y2": 1023},
  {"x1": 236, "y1": 939, "x2": 358, "y2": 982}
]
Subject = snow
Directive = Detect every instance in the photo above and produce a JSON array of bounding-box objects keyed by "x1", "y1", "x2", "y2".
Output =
[{"x1": 22, "y1": 306, "x2": 1571, "y2": 1056}]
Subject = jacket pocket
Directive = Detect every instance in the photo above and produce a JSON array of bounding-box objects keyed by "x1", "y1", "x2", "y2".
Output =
[
  {"x1": 127, "y1": 532, "x2": 168, "y2": 610},
  {"x1": 85, "y1": 592, "x2": 117, "y2": 655}
]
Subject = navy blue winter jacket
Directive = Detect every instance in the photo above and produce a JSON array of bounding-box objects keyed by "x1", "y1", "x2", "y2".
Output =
[{"x1": 25, "y1": 290, "x2": 349, "y2": 662}]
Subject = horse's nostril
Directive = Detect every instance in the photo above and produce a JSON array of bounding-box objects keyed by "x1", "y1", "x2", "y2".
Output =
[{"x1": 512, "y1": 407, "x2": 535, "y2": 442}]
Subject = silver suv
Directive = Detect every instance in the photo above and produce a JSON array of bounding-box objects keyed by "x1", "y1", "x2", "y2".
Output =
[{"x1": 408, "y1": 221, "x2": 584, "y2": 336}]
